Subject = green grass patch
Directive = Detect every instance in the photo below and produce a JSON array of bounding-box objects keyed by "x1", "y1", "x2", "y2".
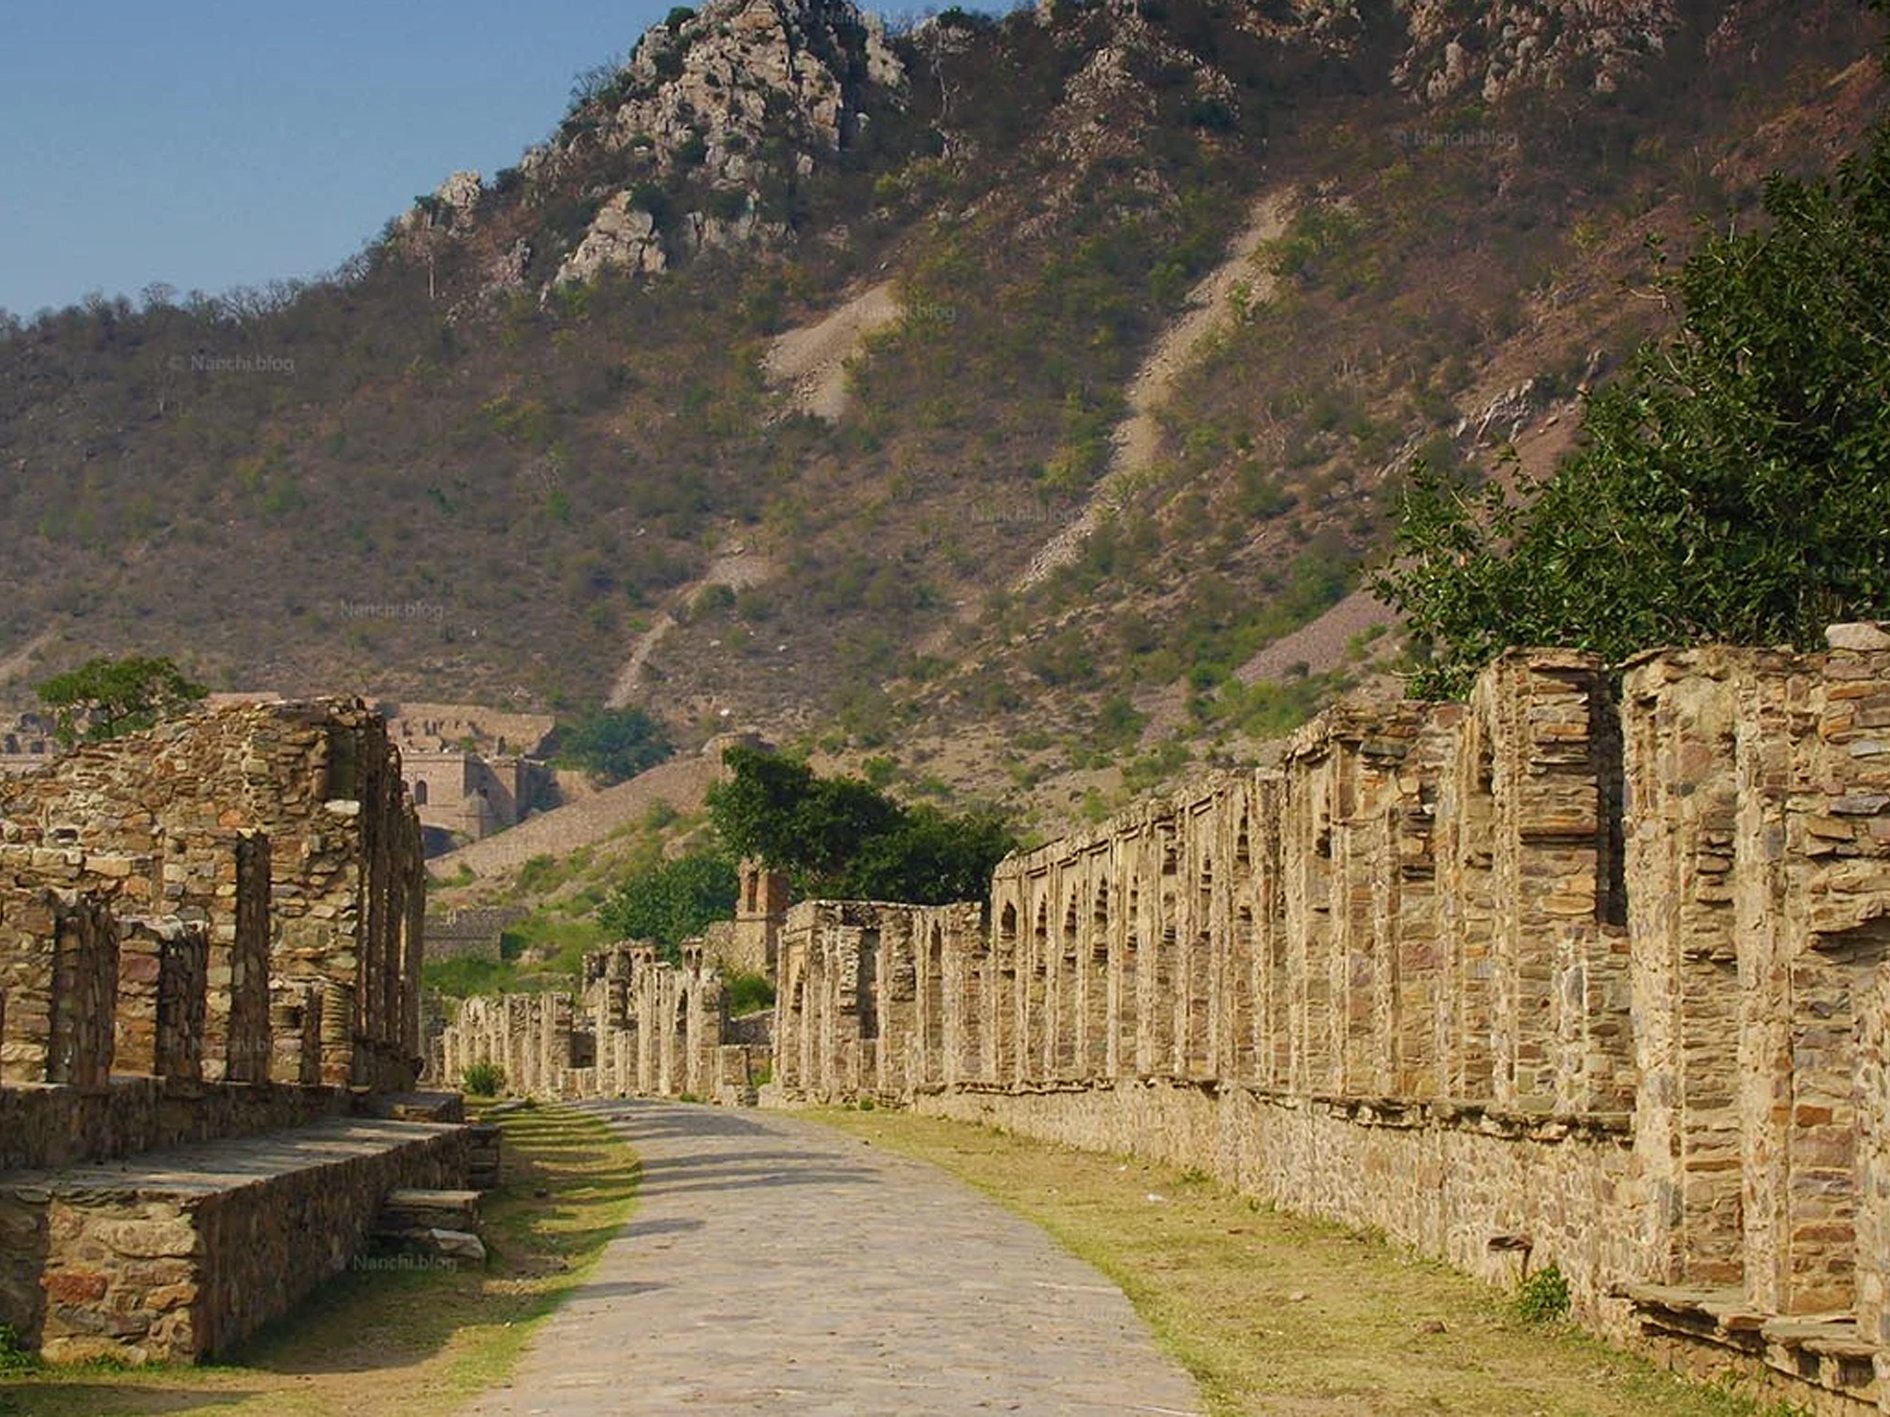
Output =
[{"x1": 813, "y1": 1108, "x2": 1788, "y2": 1417}]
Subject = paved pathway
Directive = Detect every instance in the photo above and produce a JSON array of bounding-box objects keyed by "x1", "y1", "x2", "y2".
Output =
[{"x1": 465, "y1": 1100, "x2": 1203, "y2": 1417}]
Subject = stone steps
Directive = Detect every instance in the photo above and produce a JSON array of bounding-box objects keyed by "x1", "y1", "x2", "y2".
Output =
[
  {"x1": 466, "y1": 1122, "x2": 502, "y2": 1190},
  {"x1": 378, "y1": 1187, "x2": 481, "y2": 1230},
  {"x1": 370, "y1": 1187, "x2": 487, "y2": 1269}
]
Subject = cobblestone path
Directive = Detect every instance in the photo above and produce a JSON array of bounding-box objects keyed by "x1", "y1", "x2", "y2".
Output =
[{"x1": 464, "y1": 1100, "x2": 1204, "y2": 1417}]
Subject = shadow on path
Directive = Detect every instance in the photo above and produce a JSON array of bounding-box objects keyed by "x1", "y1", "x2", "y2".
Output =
[{"x1": 460, "y1": 1098, "x2": 1204, "y2": 1416}]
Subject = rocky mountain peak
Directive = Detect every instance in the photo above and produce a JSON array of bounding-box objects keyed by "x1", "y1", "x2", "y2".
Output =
[{"x1": 530, "y1": 0, "x2": 906, "y2": 285}]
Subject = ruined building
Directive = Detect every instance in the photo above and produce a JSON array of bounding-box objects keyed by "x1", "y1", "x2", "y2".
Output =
[
  {"x1": 382, "y1": 701, "x2": 555, "y2": 853},
  {"x1": 439, "y1": 942, "x2": 765, "y2": 1104},
  {"x1": 0, "y1": 699, "x2": 476, "y2": 1364},
  {"x1": 433, "y1": 631, "x2": 1890, "y2": 1411},
  {"x1": 434, "y1": 863, "x2": 788, "y2": 1104}
]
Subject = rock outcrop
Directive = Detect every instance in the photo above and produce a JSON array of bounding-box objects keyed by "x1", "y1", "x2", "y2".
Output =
[
  {"x1": 548, "y1": 0, "x2": 907, "y2": 286},
  {"x1": 1389, "y1": 0, "x2": 1685, "y2": 102}
]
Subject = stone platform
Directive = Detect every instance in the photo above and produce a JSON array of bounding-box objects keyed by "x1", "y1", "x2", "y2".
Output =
[{"x1": 0, "y1": 1116, "x2": 472, "y2": 1364}]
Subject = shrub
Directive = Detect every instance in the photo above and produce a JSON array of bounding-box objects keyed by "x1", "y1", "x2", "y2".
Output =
[
  {"x1": 462, "y1": 1061, "x2": 506, "y2": 1097},
  {"x1": 1516, "y1": 1262, "x2": 1571, "y2": 1323},
  {"x1": 424, "y1": 955, "x2": 514, "y2": 998},
  {"x1": 553, "y1": 706, "x2": 674, "y2": 786},
  {"x1": 0, "y1": 1322, "x2": 36, "y2": 1373},
  {"x1": 725, "y1": 969, "x2": 777, "y2": 1016}
]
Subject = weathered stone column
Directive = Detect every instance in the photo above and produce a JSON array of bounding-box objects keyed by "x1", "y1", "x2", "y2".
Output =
[
  {"x1": 1079, "y1": 859, "x2": 1111, "y2": 1079},
  {"x1": 1282, "y1": 740, "x2": 1337, "y2": 1094},
  {"x1": 991, "y1": 897, "x2": 1020, "y2": 1084},
  {"x1": 1738, "y1": 637, "x2": 1890, "y2": 1316},
  {"x1": 919, "y1": 917, "x2": 947, "y2": 1086},
  {"x1": 1622, "y1": 650, "x2": 1748, "y2": 1287},
  {"x1": 1180, "y1": 801, "x2": 1215, "y2": 1080}
]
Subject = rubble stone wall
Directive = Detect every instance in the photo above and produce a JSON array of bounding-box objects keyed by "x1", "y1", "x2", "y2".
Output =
[
  {"x1": 776, "y1": 640, "x2": 1890, "y2": 1410},
  {"x1": 0, "y1": 884, "x2": 119, "y2": 1088},
  {"x1": 773, "y1": 899, "x2": 984, "y2": 1100},
  {"x1": 114, "y1": 917, "x2": 209, "y2": 1082},
  {"x1": 0, "y1": 699, "x2": 426, "y2": 1091},
  {"x1": 0, "y1": 1077, "x2": 349, "y2": 1174},
  {"x1": 2, "y1": 1118, "x2": 469, "y2": 1364}
]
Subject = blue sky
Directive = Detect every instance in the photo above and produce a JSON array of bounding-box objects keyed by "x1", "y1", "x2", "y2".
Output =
[{"x1": 0, "y1": 2, "x2": 701, "y2": 317}]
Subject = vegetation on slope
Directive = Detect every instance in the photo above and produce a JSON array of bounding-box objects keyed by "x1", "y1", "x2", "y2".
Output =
[
  {"x1": 1376, "y1": 117, "x2": 1890, "y2": 697},
  {"x1": 0, "y1": 0, "x2": 1884, "y2": 822}
]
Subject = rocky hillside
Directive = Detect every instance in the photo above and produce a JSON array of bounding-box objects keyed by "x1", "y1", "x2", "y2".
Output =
[{"x1": 0, "y1": 0, "x2": 1883, "y2": 830}]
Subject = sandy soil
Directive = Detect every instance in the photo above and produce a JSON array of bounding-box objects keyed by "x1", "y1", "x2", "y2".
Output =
[
  {"x1": 1017, "y1": 191, "x2": 1295, "y2": 590},
  {"x1": 761, "y1": 281, "x2": 904, "y2": 421}
]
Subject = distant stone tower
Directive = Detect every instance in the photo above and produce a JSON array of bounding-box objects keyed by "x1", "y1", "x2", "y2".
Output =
[{"x1": 731, "y1": 860, "x2": 790, "y2": 978}]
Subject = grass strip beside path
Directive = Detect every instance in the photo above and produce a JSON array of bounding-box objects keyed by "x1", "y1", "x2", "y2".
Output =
[
  {"x1": 0, "y1": 1103, "x2": 639, "y2": 1417},
  {"x1": 814, "y1": 1107, "x2": 1796, "y2": 1417}
]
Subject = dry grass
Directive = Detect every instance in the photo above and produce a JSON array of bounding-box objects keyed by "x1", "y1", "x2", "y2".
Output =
[
  {"x1": 814, "y1": 1108, "x2": 1792, "y2": 1417},
  {"x1": 0, "y1": 1103, "x2": 639, "y2": 1417}
]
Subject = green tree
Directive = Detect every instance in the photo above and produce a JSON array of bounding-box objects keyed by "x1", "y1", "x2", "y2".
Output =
[
  {"x1": 35, "y1": 655, "x2": 208, "y2": 746},
  {"x1": 599, "y1": 850, "x2": 739, "y2": 955},
  {"x1": 707, "y1": 746, "x2": 1015, "y2": 903},
  {"x1": 851, "y1": 804, "x2": 1020, "y2": 905},
  {"x1": 554, "y1": 706, "x2": 673, "y2": 785},
  {"x1": 1375, "y1": 121, "x2": 1890, "y2": 698}
]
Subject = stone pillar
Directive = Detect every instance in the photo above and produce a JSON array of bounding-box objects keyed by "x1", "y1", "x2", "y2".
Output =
[
  {"x1": 1283, "y1": 744, "x2": 1336, "y2": 1094},
  {"x1": 1, "y1": 888, "x2": 118, "y2": 1087},
  {"x1": 1025, "y1": 894, "x2": 1050, "y2": 1082},
  {"x1": 920, "y1": 917, "x2": 947, "y2": 1086},
  {"x1": 775, "y1": 913, "x2": 807, "y2": 1093},
  {"x1": 53, "y1": 895, "x2": 118, "y2": 1089},
  {"x1": 320, "y1": 980, "x2": 355, "y2": 1087},
  {"x1": 1151, "y1": 823, "x2": 1180, "y2": 1078},
  {"x1": 1054, "y1": 882, "x2": 1080, "y2": 1080},
  {"x1": 1181, "y1": 810, "x2": 1215, "y2": 1080},
  {"x1": 225, "y1": 833, "x2": 272, "y2": 1083},
  {"x1": 1623, "y1": 651, "x2": 1749, "y2": 1287},
  {"x1": 117, "y1": 918, "x2": 207, "y2": 1081},
  {"x1": 1738, "y1": 638, "x2": 1890, "y2": 1316},
  {"x1": 992, "y1": 896, "x2": 1020, "y2": 1083},
  {"x1": 876, "y1": 911, "x2": 919, "y2": 1096},
  {"x1": 1081, "y1": 863, "x2": 1111, "y2": 1080}
]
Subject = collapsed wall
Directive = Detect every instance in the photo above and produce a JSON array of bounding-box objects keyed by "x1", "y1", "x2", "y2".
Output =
[{"x1": 775, "y1": 639, "x2": 1890, "y2": 1412}]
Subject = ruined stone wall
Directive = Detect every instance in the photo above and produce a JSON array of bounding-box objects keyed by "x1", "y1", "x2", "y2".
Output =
[
  {"x1": 437, "y1": 943, "x2": 738, "y2": 1101},
  {"x1": 0, "y1": 885, "x2": 118, "y2": 1088},
  {"x1": 422, "y1": 906, "x2": 523, "y2": 963},
  {"x1": 114, "y1": 918, "x2": 209, "y2": 1082},
  {"x1": 1, "y1": 1117, "x2": 468, "y2": 1364},
  {"x1": 719, "y1": 861, "x2": 790, "y2": 976},
  {"x1": 0, "y1": 699, "x2": 426, "y2": 1091},
  {"x1": 773, "y1": 900, "x2": 982, "y2": 1100},
  {"x1": 0, "y1": 1077, "x2": 350, "y2": 1174},
  {"x1": 777, "y1": 639, "x2": 1890, "y2": 1412}
]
